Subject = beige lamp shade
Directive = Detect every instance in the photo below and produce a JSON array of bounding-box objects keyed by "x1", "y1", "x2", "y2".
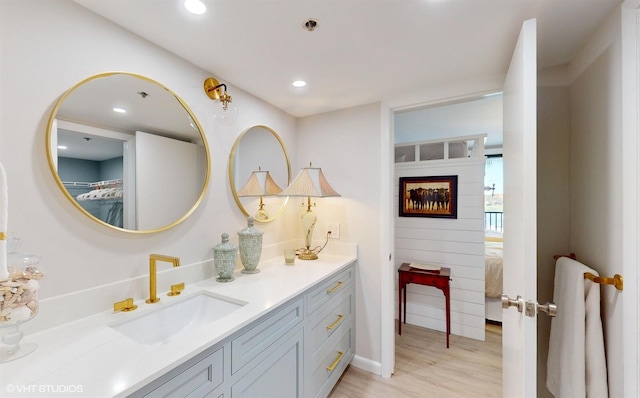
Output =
[
  {"x1": 237, "y1": 169, "x2": 283, "y2": 197},
  {"x1": 278, "y1": 166, "x2": 340, "y2": 198},
  {"x1": 278, "y1": 165, "x2": 340, "y2": 260}
]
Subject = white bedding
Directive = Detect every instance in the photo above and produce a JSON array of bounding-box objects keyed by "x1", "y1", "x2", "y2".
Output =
[{"x1": 484, "y1": 232, "x2": 503, "y2": 298}]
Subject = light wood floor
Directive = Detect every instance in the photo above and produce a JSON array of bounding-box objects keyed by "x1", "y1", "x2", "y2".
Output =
[{"x1": 328, "y1": 322, "x2": 502, "y2": 398}]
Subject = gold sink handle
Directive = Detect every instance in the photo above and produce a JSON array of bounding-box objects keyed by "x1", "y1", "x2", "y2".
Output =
[
  {"x1": 168, "y1": 282, "x2": 185, "y2": 296},
  {"x1": 114, "y1": 298, "x2": 138, "y2": 313}
]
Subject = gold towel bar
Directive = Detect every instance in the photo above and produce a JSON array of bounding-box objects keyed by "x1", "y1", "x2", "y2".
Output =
[
  {"x1": 584, "y1": 272, "x2": 623, "y2": 291},
  {"x1": 553, "y1": 253, "x2": 577, "y2": 260},
  {"x1": 553, "y1": 253, "x2": 623, "y2": 291}
]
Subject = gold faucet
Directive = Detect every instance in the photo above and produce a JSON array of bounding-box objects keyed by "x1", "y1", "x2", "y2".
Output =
[{"x1": 146, "y1": 254, "x2": 181, "y2": 304}]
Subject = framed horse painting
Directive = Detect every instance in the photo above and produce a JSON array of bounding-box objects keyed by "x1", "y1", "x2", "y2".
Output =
[{"x1": 399, "y1": 175, "x2": 458, "y2": 218}]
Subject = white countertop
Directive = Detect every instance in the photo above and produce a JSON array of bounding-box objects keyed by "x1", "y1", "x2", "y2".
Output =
[{"x1": 0, "y1": 254, "x2": 356, "y2": 397}]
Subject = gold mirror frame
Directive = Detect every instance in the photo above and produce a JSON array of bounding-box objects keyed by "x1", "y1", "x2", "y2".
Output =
[
  {"x1": 229, "y1": 125, "x2": 291, "y2": 222},
  {"x1": 46, "y1": 72, "x2": 211, "y2": 234}
]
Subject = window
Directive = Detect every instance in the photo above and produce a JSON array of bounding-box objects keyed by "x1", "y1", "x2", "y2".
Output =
[{"x1": 485, "y1": 155, "x2": 503, "y2": 232}]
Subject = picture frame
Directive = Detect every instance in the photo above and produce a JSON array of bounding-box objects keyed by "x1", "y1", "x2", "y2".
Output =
[{"x1": 399, "y1": 175, "x2": 458, "y2": 218}]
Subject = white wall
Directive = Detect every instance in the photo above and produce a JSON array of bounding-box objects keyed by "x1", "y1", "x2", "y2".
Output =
[
  {"x1": 1, "y1": 0, "x2": 387, "y2": 373},
  {"x1": 394, "y1": 158, "x2": 486, "y2": 341},
  {"x1": 297, "y1": 103, "x2": 384, "y2": 372},
  {"x1": 568, "y1": 7, "x2": 624, "y2": 397},
  {"x1": 536, "y1": 85, "x2": 571, "y2": 398},
  {"x1": 0, "y1": 0, "x2": 297, "y2": 301}
]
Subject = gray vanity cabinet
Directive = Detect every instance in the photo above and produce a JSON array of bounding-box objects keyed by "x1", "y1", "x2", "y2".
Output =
[
  {"x1": 229, "y1": 298, "x2": 304, "y2": 397},
  {"x1": 130, "y1": 262, "x2": 355, "y2": 398},
  {"x1": 304, "y1": 265, "x2": 355, "y2": 398}
]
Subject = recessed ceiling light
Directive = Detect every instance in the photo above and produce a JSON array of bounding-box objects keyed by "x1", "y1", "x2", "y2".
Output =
[
  {"x1": 113, "y1": 107, "x2": 126, "y2": 113},
  {"x1": 57, "y1": 145, "x2": 67, "y2": 150},
  {"x1": 185, "y1": 0, "x2": 206, "y2": 15},
  {"x1": 292, "y1": 80, "x2": 307, "y2": 88}
]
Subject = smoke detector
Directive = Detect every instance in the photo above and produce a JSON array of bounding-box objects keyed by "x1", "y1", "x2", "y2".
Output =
[{"x1": 302, "y1": 18, "x2": 319, "y2": 32}]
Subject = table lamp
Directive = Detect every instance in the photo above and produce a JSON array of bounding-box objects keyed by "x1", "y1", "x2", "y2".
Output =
[
  {"x1": 237, "y1": 167, "x2": 283, "y2": 221},
  {"x1": 278, "y1": 164, "x2": 340, "y2": 260}
]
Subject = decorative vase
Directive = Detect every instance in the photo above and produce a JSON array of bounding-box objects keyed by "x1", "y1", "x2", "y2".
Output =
[
  {"x1": 238, "y1": 216, "x2": 263, "y2": 274},
  {"x1": 0, "y1": 234, "x2": 43, "y2": 362},
  {"x1": 213, "y1": 233, "x2": 237, "y2": 282}
]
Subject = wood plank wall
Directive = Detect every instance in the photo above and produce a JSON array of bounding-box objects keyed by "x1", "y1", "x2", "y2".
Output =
[{"x1": 395, "y1": 158, "x2": 486, "y2": 341}]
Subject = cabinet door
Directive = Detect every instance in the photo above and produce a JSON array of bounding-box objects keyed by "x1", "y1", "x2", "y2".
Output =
[
  {"x1": 231, "y1": 328, "x2": 303, "y2": 398},
  {"x1": 132, "y1": 346, "x2": 224, "y2": 398}
]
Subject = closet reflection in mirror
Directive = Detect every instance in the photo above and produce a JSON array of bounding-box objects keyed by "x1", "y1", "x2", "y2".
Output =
[
  {"x1": 230, "y1": 125, "x2": 291, "y2": 222},
  {"x1": 47, "y1": 72, "x2": 210, "y2": 233}
]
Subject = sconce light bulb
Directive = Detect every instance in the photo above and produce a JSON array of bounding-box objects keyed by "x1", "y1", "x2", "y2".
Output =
[{"x1": 213, "y1": 100, "x2": 238, "y2": 125}]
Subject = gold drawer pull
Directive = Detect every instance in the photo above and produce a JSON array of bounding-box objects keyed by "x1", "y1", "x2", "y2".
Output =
[
  {"x1": 326, "y1": 351, "x2": 344, "y2": 372},
  {"x1": 326, "y1": 315, "x2": 344, "y2": 330},
  {"x1": 326, "y1": 281, "x2": 344, "y2": 294}
]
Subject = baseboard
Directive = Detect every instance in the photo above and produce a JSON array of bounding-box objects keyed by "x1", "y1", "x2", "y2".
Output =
[{"x1": 349, "y1": 354, "x2": 382, "y2": 376}]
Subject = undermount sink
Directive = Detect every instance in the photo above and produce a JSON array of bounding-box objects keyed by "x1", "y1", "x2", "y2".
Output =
[{"x1": 110, "y1": 291, "x2": 246, "y2": 345}]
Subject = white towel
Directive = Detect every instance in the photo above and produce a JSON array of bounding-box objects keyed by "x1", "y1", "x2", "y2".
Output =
[
  {"x1": 408, "y1": 262, "x2": 441, "y2": 272},
  {"x1": 546, "y1": 257, "x2": 608, "y2": 398}
]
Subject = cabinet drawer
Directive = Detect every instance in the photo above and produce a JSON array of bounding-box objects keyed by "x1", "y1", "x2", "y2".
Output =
[
  {"x1": 307, "y1": 291, "x2": 353, "y2": 354},
  {"x1": 404, "y1": 273, "x2": 448, "y2": 289},
  {"x1": 306, "y1": 265, "x2": 354, "y2": 315},
  {"x1": 307, "y1": 327, "x2": 353, "y2": 398},
  {"x1": 231, "y1": 298, "x2": 303, "y2": 374},
  {"x1": 138, "y1": 346, "x2": 224, "y2": 398}
]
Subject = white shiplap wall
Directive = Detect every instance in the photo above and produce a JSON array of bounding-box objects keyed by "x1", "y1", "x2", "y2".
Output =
[{"x1": 395, "y1": 158, "x2": 486, "y2": 341}]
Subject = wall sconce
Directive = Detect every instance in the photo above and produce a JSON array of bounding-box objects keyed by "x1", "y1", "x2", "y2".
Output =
[
  {"x1": 203, "y1": 77, "x2": 238, "y2": 125},
  {"x1": 237, "y1": 167, "x2": 283, "y2": 221},
  {"x1": 278, "y1": 164, "x2": 340, "y2": 260}
]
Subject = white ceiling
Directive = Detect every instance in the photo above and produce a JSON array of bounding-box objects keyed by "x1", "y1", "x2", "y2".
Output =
[
  {"x1": 395, "y1": 93, "x2": 504, "y2": 147},
  {"x1": 56, "y1": 73, "x2": 202, "y2": 161},
  {"x1": 73, "y1": 0, "x2": 621, "y2": 143}
]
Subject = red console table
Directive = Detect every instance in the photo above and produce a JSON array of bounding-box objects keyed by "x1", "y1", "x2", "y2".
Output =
[{"x1": 398, "y1": 263, "x2": 451, "y2": 348}]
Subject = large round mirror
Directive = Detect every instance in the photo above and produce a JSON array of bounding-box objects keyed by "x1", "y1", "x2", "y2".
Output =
[
  {"x1": 46, "y1": 72, "x2": 210, "y2": 233},
  {"x1": 229, "y1": 126, "x2": 290, "y2": 222}
]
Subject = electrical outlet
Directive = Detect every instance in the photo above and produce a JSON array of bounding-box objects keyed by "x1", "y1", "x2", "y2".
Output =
[{"x1": 327, "y1": 223, "x2": 340, "y2": 239}]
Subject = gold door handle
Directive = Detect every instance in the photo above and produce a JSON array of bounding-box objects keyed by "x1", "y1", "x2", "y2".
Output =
[
  {"x1": 326, "y1": 351, "x2": 344, "y2": 372},
  {"x1": 326, "y1": 315, "x2": 344, "y2": 330},
  {"x1": 326, "y1": 281, "x2": 344, "y2": 294}
]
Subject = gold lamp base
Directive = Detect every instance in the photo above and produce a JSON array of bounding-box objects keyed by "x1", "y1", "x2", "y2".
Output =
[{"x1": 298, "y1": 249, "x2": 318, "y2": 261}]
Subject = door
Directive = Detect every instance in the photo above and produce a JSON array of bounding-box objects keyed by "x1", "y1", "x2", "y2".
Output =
[
  {"x1": 501, "y1": 18, "x2": 538, "y2": 397},
  {"x1": 135, "y1": 131, "x2": 202, "y2": 230}
]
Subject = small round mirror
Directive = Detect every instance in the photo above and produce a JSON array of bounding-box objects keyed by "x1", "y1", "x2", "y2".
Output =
[
  {"x1": 229, "y1": 126, "x2": 290, "y2": 222},
  {"x1": 46, "y1": 72, "x2": 210, "y2": 233}
]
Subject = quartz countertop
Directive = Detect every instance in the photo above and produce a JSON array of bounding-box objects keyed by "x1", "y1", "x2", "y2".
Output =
[{"x1": 0, "y1": 254, "x2": 356, "y2": 397}]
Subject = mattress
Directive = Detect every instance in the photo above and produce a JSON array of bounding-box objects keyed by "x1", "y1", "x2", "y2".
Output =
[{"x1": 485, "y1": 231, "x2": 503, "y2": 298}]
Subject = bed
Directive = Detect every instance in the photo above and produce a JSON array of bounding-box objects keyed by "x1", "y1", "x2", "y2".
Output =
[{"x1": 484, "y1": 230, "x2": 503, "y2": 323}]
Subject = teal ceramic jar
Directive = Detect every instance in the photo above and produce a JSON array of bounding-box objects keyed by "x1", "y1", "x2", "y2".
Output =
[
  {"x1": 213, "y1": 233, "x2": 237, "y2": 282},
  {"x1": 238, "y1": 217, "x2": 263, "y2": 274}
]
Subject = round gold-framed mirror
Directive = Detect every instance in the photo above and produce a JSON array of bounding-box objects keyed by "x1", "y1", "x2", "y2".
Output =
[
  {"x1": 46, "y1": 72, "x2": 210, "y2": 234},
  {"x1": 229, "y1": 125, "x2": 291, "y2": 222}
]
